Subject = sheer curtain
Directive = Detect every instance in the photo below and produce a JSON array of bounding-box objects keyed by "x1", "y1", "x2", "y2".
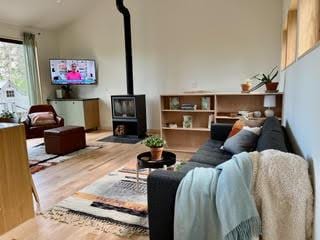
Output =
[{"x1": 23, "y1": 32, "x2": 42, "y2": 105}]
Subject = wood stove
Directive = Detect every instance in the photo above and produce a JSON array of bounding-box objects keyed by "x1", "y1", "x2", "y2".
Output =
[
  {"x1": 111, "y1": 0, "x2": 147, "y2": 139},
  {"x1": 111, "y1": 95, "x2": 146, "y2": 138}
]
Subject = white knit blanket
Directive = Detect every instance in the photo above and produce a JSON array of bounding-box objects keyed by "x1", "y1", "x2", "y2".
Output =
[{"x1": 250, "y1": 150, "x2": 313, "y2": 240}]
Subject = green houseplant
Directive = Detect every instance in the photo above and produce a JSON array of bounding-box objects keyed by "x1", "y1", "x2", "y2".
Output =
[
  {"x1": 142, "y1": 135, "x2": 166, "y2": 160},
  {"x1": 252, "y1": 66, "x2": 279, "y2": 92},
  {"x1": 0, "y1": 111, "x2": 16, "y2": 123}
]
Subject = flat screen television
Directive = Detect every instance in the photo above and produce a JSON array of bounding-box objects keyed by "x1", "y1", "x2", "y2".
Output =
[{"x1": 50, "y1": 59, "x2": 97, "y2": 85}]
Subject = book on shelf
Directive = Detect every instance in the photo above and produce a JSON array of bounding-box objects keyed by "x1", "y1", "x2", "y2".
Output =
[{"x1": 181, "y1": 103, "x2": 196, "y2": 110}]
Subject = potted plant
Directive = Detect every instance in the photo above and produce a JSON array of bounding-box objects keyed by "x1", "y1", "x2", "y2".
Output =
[
  {"x1": 252, "y1": 66, "x2": 279, "y2": 92},
  {"x1": 142, "y1": 135, "x2": 166, "y2": 160},
  {"x1": 0, "y1": 111, "x2": 16, "y2": 123}
]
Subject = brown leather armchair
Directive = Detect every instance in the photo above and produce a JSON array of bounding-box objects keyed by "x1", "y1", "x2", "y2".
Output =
[{"x1": 23, "y1": 104, "x2": 64, "y2": 139}]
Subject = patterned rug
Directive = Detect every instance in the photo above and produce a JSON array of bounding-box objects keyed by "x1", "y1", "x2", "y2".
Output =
[
  {"x1": 43, "y1": 170, "x2": 149, "y2": 237},
  {"x1": 28, "y1": 144, "x2": 103, "y2": 174}
]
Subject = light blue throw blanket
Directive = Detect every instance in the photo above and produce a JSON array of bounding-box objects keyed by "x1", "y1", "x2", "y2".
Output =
[{"x1": 174, "y1": 152, "x2": 261, "y2": 240}]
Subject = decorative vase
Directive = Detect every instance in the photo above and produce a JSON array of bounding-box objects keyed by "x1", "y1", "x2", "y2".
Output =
[
  {"x1": 253, "y1": 111, "x2": 262, "y2": 118},
  {"x1": 150, "y1": 147, "x2": 164, "y2": 160},
  {"x1": 241, "y1": 83, "x2": 251, "y2": 93},
  {"x1": 264, "y1": 109, "x2": 275, "y2": 117},
  {"x1": 265, "y1": 82, "x2": 279, "y2": 92},
  {"x1": 56, "y1": 89, "x2": 63, "y2": 99}
]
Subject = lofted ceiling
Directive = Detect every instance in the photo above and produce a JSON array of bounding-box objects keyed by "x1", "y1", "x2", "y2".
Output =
[{"x1": 0, "y1": 0, "x2": 100, "y2": 30}]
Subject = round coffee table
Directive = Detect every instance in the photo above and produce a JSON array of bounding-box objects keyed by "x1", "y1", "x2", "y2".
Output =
[{"x1": 136, "y1": 151, "x2": 176, "y2": 185}]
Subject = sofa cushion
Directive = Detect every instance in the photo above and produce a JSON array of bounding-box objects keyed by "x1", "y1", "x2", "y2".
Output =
[
  {"x1": 256, "y1": 117, "x2": 288, "y2": 152},
  {"x1": 178, "y1": 162, "x2": 213, "y2": 174},
  {"x1": 228, "y1": 118, "x2": 265, "y2": 138},
  {"x1": 223, "y1": 128, "x2": 260, "y2": 154},
  {"x1": 190, "y1": 139, "x2": 232, "y2": 166}
]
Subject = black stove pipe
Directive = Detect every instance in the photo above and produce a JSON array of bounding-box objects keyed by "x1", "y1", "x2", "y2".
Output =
[{"x1": 116, "y1": 0, "x2": 134, "y2": 95}]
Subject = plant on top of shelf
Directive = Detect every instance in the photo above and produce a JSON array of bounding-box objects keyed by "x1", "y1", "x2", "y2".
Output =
[
  {"x1": 142, "y1": 135, "x2": 166, "y2": 160},
  {"x1": 251, "y1": 66, "x2": 279, "y2": 92},
  {"x1": 0, "y1": 110, "x2": 16, "y2": 123}
]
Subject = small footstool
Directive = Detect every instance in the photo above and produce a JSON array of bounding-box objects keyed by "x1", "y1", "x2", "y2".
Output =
[{"x1": 44, "y1": 126, "x2": 86, "y2": 155}]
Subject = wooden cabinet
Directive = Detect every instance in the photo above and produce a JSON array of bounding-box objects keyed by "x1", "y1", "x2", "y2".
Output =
[
  {"x1": 48, "y1": 98, "x2": 100, "y2": 131},
  {"x1": 160, "y1": 93, "x2": 283, "y2": 153},
  {"x1": 0, "y1": 123, "x2": 34, "y2": 235}
]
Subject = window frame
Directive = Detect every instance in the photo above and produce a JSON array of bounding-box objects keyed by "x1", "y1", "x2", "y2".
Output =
[{"x1": 0, "y1": 37, "x2": 23, "y2": 45}]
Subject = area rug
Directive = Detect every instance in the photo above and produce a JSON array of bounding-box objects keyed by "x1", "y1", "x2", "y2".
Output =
[
  {"x1": 43, "y1": 170, "x2": 148, "y2": 237},
  {"x1": 28, "y1": 144, "x2": 103, "y2": 174},
  {"x1": 98, "y1": 135, "x2": 143, "y2": 144}
]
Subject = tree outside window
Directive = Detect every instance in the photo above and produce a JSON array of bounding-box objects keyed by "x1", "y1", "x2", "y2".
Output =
[{"x1": 0, "y1": 40, "x2": 29, "y2": 115}]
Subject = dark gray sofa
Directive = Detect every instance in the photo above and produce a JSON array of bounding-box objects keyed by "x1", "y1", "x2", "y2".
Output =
[{"x1": 147, "y1": 117, "x2": 290, "y2": 240}]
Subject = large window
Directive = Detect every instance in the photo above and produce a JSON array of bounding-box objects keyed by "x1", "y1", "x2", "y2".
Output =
[{"x1": 0, "y1": 38, "x2": 29, "y2": 115}]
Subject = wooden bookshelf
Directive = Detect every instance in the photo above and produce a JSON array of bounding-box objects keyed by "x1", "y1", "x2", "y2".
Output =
[{"x1": 160, "y1": 93, "x2": 283, "y2": 153}]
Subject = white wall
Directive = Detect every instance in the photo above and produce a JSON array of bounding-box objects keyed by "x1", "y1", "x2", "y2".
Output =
[
  {"x1": 282, "y1": 46, "x2": 320, "y2": 239},
  {"x1": 281, "y1": 0, "x2": 320, "y2": 237},
  {"x1": 57, "y1": 0, "x2": 282, "y2": 130},
  {"x1": 0, "y1": 21, "x2": 59, "y2": 102}
]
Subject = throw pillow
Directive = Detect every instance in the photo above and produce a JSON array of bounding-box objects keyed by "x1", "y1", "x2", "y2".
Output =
[
  {"x1": 29, "y1": 112, "x2": 56, "y2": 126},
  {"x1": 223, "y1": 128, "x2": 260, "y2": 154},
  {"x1": 228, "y1": 117, "x2": 265, "y2": 138},
  {"x1": 228, "y1": 120, "x2": 244, "y2": 137}
]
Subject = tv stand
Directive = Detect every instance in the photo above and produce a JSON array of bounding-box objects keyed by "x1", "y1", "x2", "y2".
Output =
[{"x1": 47, "y1": 98, "x2": 100, "y2": 131}]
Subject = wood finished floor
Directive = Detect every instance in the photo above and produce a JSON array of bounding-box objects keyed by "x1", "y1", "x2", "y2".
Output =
[{"x1": 1, "y1": 130, "x2": 192, "y2": 240}]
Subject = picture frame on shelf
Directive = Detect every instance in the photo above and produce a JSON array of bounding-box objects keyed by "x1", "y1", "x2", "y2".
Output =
[
  {"x1": 183, "y1": 115, "x2": 193, "y2": 128},
  {"x1": 169, "y1": 97, "x2": 180, "y2": 110},
  {"x1": 201, "y1": 97, "x2": 211, "y2": 110}
]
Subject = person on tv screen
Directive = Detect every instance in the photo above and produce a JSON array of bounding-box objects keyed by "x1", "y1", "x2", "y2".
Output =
[{"x1": 66, "y1": 63, "x2": 82, "y2": 80}]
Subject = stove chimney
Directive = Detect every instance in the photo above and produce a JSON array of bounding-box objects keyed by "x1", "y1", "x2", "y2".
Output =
[{"x1": 116, "y1": 0, "x2": 134, "y2": 95}]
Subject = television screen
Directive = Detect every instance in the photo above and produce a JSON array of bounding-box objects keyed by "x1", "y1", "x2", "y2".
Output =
[{"x1": 50, "y1": 59, "x2": 97, "y2": 85}]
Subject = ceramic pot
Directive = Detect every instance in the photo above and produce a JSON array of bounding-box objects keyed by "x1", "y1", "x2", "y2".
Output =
[
  {"x1": 265, "y1": 82, "x2": 279, "y2": 91},
  {"x1": 264, "y1": 109, "x2": 275, "y2": 117},
  {"x1": 241, "y1": 83, "x2": 251, "y2": 92},
  {"x1": 253, "y1": 111, "x2": 262, "y2": 118},
  {"x1": 150, "y1": 147, "x2": 164, "y2": 160}
]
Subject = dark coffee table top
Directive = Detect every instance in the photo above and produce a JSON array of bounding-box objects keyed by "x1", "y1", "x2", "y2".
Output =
[
  {"x1": 44, "y1": 126, "x2": 85, "y2": 135},
  {"x1": 137, "y1": 151, "x2": 176, "y2": 169}
]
